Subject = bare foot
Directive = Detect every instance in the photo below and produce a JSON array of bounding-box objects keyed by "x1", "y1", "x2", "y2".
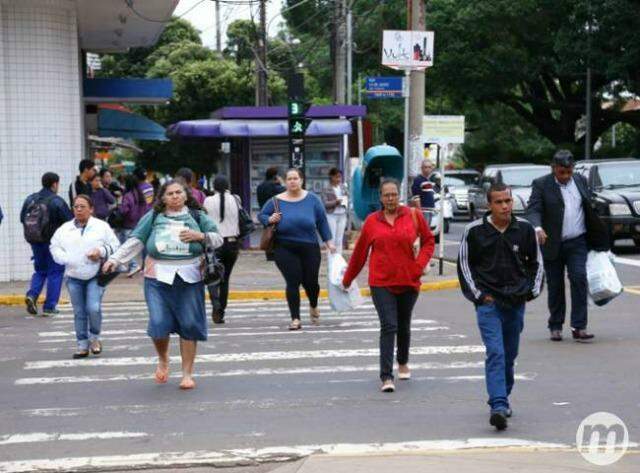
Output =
[
  {"x1": 154, "y1": 361, "x2": 169, "y2": 384},
  {"x1": 179, "y1": 376, "x2": 196, "y2": 390}
]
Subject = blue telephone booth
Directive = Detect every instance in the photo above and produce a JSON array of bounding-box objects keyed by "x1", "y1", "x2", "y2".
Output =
[{"x1": 352, "y1": 145, "x2": 404, "y2": 221}]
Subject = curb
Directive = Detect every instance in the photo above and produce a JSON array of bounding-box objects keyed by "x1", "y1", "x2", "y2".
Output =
[{"x1": 0, "y1": 279, "x2": 460, "y2": 306}]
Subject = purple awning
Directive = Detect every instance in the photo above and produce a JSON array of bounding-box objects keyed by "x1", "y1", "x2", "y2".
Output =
[
  {"x1": 211, "y1": 105, "x2": 366, "y2": 119},
  {"x1": 167, "y1": 119, "x2": 353, "y2": 138}
]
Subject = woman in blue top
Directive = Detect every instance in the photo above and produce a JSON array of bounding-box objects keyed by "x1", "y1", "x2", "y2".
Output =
[
  {"x1": 103, "y1": 180, "x2": 222, "y2": 390},
  {"x1": 259, "y1": 168, "x2": 335, "y2": 330}
]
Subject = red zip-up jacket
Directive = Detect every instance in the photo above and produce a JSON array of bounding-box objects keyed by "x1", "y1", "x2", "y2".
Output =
[{"x1": 343, "y1": 206, "x2": 435, "y2": 292}]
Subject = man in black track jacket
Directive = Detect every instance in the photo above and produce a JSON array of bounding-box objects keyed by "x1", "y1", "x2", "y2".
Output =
[{"x1": 457, "y1": 182, "x2": 544, "y2": 431}]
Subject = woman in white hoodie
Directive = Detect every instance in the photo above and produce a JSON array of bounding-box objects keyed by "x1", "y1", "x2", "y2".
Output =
[{"x1": 50, "y1": 194, "x2": 120, "y2": 359}]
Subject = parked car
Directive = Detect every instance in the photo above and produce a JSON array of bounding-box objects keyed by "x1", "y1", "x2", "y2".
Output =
[
  {"x1": 443, "y1": 170, "x2": 481, "y2": 217},
  {"x1": 575, "y1": 158, "x2": 640, "y2": 247},
  {"x1": 467, "y1": 164, "x2": 548, "y2": 219}
]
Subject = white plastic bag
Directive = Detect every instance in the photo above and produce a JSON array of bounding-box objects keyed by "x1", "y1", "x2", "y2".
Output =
[
  {"x1": 327, "y1": 253, "x2": 364, "y2": 312},
  {"x1": 586, "y1": 251, "x2": 623, "y2": 303}
]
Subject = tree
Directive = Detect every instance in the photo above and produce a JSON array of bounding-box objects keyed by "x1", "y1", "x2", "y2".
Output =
[{"x1": 427, "y1": 0, "x2": 640, "y2": 155}]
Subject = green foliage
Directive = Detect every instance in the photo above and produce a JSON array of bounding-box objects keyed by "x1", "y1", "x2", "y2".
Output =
[{"x1": 97, "y1": 17, "x2": 287, "y2": 175}]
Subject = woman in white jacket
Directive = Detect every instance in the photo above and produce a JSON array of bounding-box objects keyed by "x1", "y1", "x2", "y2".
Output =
[{"x1": 50, "y1": 194, "x2": 120, "y2": 359}]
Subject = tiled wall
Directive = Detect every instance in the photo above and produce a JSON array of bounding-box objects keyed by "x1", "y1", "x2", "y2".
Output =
[{"x1": 0, "y1": 0, "x2": 82, "y2": 281}]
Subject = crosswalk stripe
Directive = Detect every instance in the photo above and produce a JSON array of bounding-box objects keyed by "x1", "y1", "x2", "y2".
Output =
[
  {"x1": 0, "y1": 431, "x2": 147, "y2": 446},
  {"x1": 23, "y1": 345, "x2": 485, "y2": 371},
  {"x1": 33, "y1": 334, "x2": 469, "y2": 354},
  {"x1": 15, "y1": 361, "x2": 487, "y2": 385},
  {"x1": 37, "y1": 320, "x2": 443, "y2": 338}
]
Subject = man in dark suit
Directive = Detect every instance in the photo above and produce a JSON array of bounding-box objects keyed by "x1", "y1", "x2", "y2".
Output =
[{"x1": 526, "y1": 150, "x2": 609, "y2": 342}]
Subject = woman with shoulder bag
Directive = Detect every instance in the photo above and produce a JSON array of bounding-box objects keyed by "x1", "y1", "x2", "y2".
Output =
[
  {"x1": 203, "y1": 175, "x2": 243, "y2": 324},
  {"x1": 259, "y1": 168, "x2": 335, "y2": 330},
  {"x1": 103, "y1": 180, "x2": 222, "y2": 390},
  {"x1": 50, "y1": 195, "x2": 120, "y2": 359},
  {"x1": 342, "y1": 178, "x2": 435, "y2": 393}
]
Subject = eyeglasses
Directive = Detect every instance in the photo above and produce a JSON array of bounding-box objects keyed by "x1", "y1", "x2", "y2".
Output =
[{"x1": 73, "y1": 205, "x2": 89, "y2": 210}]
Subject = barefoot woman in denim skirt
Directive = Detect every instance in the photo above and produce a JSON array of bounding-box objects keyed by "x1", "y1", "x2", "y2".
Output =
[{"x1": 103, "y1": 180, "x2": 222, "y2": 389}]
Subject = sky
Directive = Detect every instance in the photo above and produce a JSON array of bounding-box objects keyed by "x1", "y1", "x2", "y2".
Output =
[{"x1": 174, "y1": 0, "x2": 286, "y2": 50}]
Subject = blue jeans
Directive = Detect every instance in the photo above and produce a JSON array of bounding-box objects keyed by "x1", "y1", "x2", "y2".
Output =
[
  {"x1": 66, "y1": 277, "x2": 104, "y2": 350},
  {"x1": 27, "y1": 243, "x2": 65, "y2": 311},
  {"x1": 476, "y1": 302, "x2": 525, "y2": 411},
  {"x1": 544, "y1": 234, "x2": 588, "y2": 330}
]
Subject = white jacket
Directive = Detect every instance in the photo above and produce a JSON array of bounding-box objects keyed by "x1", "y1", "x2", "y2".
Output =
[{"x1": 50, "y1": 217, "x2": 120, "y2": 280}]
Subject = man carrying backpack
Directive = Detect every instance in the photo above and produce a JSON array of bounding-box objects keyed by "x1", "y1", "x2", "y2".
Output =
[{"x1": 20, "y1": 172, "x2": 73, "y2": 316}]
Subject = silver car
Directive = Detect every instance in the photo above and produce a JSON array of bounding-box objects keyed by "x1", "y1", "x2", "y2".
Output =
[
  {"x1": 443, "y1": 170, "x2": 481, "y2": 217},
  {"x1": 467, "y1": 164, "x2": 548, "y2": 219}
]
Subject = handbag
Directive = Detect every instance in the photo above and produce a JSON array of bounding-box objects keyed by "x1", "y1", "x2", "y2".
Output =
[
  {"x1": 201, "y1": 240, "x2": 225, "y2": 287},
  {"x1": 259, "y1": 197, "x2": 280, "y2": 252},
  {"x1": 233, "y1": 194, "x2": 255, "y2": 240}
]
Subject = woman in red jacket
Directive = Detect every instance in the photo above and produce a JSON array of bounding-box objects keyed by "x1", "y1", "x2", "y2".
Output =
[{"x1": 343, "y1": 178, "x2": 435, "y2": 392}]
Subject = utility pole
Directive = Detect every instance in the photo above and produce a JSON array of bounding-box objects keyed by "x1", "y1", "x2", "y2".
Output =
[
  {"x1": 333, "y1": 0, "x2": 346, "y2": 104},
  {"x1": 407, "y1": 0, "x2": 426, "y2": 178},
  {"x1": 346, "y1": 7, "x2": 353, "y2": 104},
  {"x1": 257, "y1": 0, "x2": 268, "y2": 106},
  {"x1": 215, "y1": 0, "x2": 221, "y2": 53}
]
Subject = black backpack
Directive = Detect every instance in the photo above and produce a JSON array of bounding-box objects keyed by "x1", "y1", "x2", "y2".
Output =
[{"x1": 23, "y1": 195, "x2": 54, "y2": 243}]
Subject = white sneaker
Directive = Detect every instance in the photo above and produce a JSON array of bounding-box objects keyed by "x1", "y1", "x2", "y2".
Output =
[{"x1": 380, "y1": 380, "x2": 395, "y2": 393}]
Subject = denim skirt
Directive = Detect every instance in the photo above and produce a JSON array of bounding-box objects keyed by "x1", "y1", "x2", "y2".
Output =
[{"x1": 143, "y1": 275, "x2": 207, "y2": 341}]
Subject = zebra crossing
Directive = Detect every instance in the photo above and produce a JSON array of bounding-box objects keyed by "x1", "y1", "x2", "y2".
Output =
[{"x1": 0, "y1": 297, "x2": 538, "y2": 472}]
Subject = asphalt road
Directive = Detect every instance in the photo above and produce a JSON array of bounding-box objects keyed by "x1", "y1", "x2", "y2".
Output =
[{"x1": 1, "y1": 248, "x2": 639, "y2": 471}]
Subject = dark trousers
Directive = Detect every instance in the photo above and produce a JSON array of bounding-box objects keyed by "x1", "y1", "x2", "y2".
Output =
[
  {"x1": 27, "y1": 243, "x2": 65, "y2": 311},
  {"x1": 273, "y1": 241, "x2": 321, "y2": 320},
  {"x1": 476, "y1": 302, "x2": 525, "y2": 411},
  {"x1": 207, "y1": 239, "x2": 240, "y2": 319},
  {"x1": 370, "y1": 287, "x2": 419, "y2": 381},
  {"x1": 544, "y1": 234, "x2": 588, "y2": 331}
]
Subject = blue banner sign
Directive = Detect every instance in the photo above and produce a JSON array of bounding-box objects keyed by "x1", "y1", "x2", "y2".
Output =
[{"x1": 365, "y1": 76, "x2": 403, "y2": 99}]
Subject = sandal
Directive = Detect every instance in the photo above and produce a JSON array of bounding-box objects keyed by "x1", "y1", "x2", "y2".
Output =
[
  {"x1": 310, "y1": 307, "x2": 320, "y2": 325},
  {"x1": 90, "y1": 340, "x2": 102, "y2": 356},
  {"x1": 288, "y1": 319, "x2": 302, "y2": 331}
]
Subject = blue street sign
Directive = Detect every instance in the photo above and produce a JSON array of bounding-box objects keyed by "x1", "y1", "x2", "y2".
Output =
[{"x1": 365, "y1": 76, "x2": 403, "y2": 99}]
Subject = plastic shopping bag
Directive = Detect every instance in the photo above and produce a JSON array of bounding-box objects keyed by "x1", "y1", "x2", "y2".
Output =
[
  {"x1": 586, "y1": 251, "x2": 623, "y2": 305},
  {"x1": 327, "y1": 254, "x2": 364, "y2": 312}
]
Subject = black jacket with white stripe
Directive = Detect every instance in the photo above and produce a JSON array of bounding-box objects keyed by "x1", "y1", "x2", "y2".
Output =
[{"x1": 457, "y1": 213, "x2": 544, "y2": 308}]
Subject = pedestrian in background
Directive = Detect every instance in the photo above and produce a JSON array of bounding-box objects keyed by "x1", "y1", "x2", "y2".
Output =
[
  {"x1": 176, "y1": 167, "x2": 206, "y2": 206},
  {"x1": 89, "y1": 173, "x2": 116, "y2": 220},
  {"x1": 257, "y1": 167, "x2": 285, "y2": 209},
  {"x1": 526, "y1": 150, "x2": 609, "y2": 342},
  {"x1": 21, "y1": 172, "x2": 73, "y2": 316},
  {"x1": 103, "y1": 180, "x2": 222, "y2": 390},
  {"x1": 100, "y1": 169, "x2": 123, "y2": 203},
  {"x1": 322, "y1": 167, "x2": 349, "y2": 255},
  {"x1": 0, "y1": 204, "x2": 3, "y2": 226},
  {"x1": 458, "y1": 182, "x2": 543, "y2": 430},
  {"x1": 203, "y1": 175, "x2": 241, "y2": 324},
  {"x1": 50, "y1": 195, "x2": 120, "y2": 359},
  {"x1": 343, "y1": 178, "x2": 434, "y2": 393},
  {"x1": 68, "y1": 159, "x2": 96, "y2": 205},
  {"x1": 120, "y1": 170, "x2": 153, "y2": 277},
  {"x1": 259, "y1": 168, "x2": 335, "y2": 330},
  {"x1": 411, "y1": 159, "x2": 440, "y2": 209}
]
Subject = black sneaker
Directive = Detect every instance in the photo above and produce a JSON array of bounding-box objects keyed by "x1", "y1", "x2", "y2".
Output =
[
  {"x1": 42, "y1": 308, "x2": 60, "y2": 318},
  {"x1": 490, "y1": 410, "x2": 508, "y2": 430},
  {"x1": 211, "y1": 311, "x2": 225, "y2": 324},
  {"x1": 25, "y1": 296, "x2": 38, "y2": 315},
  {"x1": 72, "y1": 350, "x2": 89, "y2": 359}
]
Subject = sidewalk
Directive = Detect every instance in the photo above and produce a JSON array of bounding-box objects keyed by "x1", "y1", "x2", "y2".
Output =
[
  {"x1": 0, "y1": 250, "x2": 459, "y2": 304},
  {"x1": 269, "y1": 450, "x2": 639, "y2": 473}
]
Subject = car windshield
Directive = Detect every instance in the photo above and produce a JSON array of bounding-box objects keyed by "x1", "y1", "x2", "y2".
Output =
[
  {"x1": 445, "y1": 174, "x2": 478, "y2": 186},
  {"x1": 500, "y1": 167, "x2": 547, "y2": 187},
  {"x1": 597, "y1": 162, "x2": 640, "y2": 188}
]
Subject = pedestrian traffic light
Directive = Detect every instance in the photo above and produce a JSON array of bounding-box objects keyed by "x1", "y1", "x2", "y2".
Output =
[{"x1": 289, "y1": 117, "x2": 309, "y2": 138}]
